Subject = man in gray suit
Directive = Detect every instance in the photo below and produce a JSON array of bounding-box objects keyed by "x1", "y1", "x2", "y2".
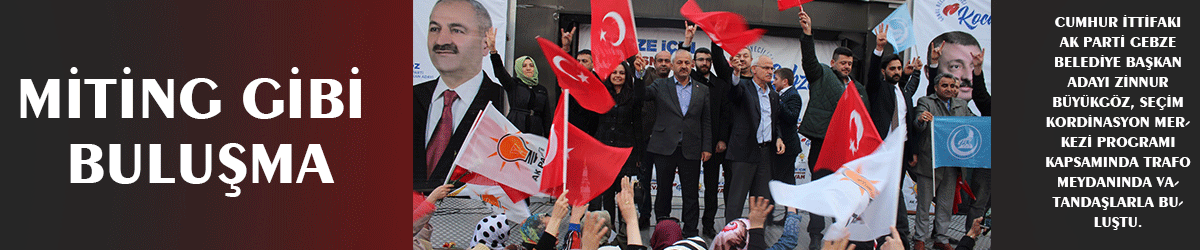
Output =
[
  {"x1": 912, "y1": 73, "x2": 976, "y2": 250},
  {"x1": 644, "y1": 50, "x2": 712, "y2": 237}
]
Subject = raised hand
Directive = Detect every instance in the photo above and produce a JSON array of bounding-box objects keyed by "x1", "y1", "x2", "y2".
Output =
[
  {"x1": 486, "y1": 27, "x2": 498, "y2": 54},
  {"x1": 634, "y1": 55, "x2": 648, "y2": 72},
  {"x1": 427, "y1": 184, "x2": 455, "y2": 204},
  {"x1": 546, "y1": 190, "x2": 571, "y2": 235},
  {"x1": 879, "y1": 227, "x2": 904, "y2": 250},
  {"x1": 930, "y1": 41, "x2": 945, "y2": 65},
  {"x1": 581, "y1": 212, "x2": 608, "y2": 250},
  {"x1": 875, "y1": 24, "x2": 889, "y2": 51},
  {"x1": 571, "y1": 204, "x2": 588, "y2": 223},
  {"x1": 797, "y1": 8, "x2": 812, "y2": 35},
  {"x1": 905, "y1": 56, "x2": 923, "y2": 75},
  {"x1": 971, "y1": 48, "x2": 986, "y2": 75},
  {"x1": 561, "y1": 27, "x2": 577, "y2": 48},
  {"x1": 821, "y1": 235, "x2": 854, "y2": 250},
  {"x1": 684, "y1": 21, "x2": 697, "y2": 44},
  {"x1": 747, "y1": 196, "x2": 774, "y2": 229}
]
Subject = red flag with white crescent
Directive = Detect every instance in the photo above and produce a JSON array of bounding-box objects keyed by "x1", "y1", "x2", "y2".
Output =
[
  {"x1": 679, "y1": 0, "x2": 766, "y2": 56},
  {"x1": 590, "y1": 0, "x2": 638, "y2": 81},
  {"x1": 537, "y1": 37, "x2": 614, "y2": 114},
  {"x1": 540, "y1": 92, "x2": 631, "y2": 206},
  {"x1": 812, "y1": 80, "x2": 883, "y2": 174}
]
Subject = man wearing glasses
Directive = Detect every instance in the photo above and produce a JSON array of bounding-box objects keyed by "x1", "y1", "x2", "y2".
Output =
[{"x1": 723, "y1": 55, "x2": 785, "y2": 226}]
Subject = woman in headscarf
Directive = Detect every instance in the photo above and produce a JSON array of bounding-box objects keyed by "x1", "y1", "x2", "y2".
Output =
[
  {"x1": 472, "y1": 214, "x2": 513, "y2": 250},
  {"x1": 589, "y1": 61, "x2": 643, "y2": 222},
  {"x1": 515, "y1": 213, "x2": 549, "y2": 250},
  {"x1": 486, "y1": 28, "x2": 551, "y2": 136}
]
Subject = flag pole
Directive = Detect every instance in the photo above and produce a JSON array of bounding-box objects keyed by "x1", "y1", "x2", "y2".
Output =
[{"x1": 563, "y1": 89, "x2": 570, "y2": 193}]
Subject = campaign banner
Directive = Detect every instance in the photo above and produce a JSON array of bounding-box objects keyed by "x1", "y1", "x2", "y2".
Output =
[
  {"x1": 933, "y1": 116, "x2": 992, "y2": 168},
  {"x1": 913, "y1": 0, "x2": 992, "y2": 114},
  {"x1": 413, "y1": 0, "x2": 508, "y2": 84}
]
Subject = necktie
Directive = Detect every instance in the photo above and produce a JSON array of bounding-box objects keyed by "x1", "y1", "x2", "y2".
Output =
[
  {"x1": 891, "y1": 86, "x2": 900, "y2": 131},
  {"x1": 426, "y1": 90, "x2": 458, "y2": 179}
]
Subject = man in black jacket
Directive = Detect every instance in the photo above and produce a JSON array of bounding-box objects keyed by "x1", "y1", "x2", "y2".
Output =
[
  {"x1": 866, "y1": 28, "x2": 921, "y2": 250},
  {"x1": 679, "y1": 23, "x2": 733, "y2": 238},
  {"x1": 723, "y1": 55, "x2": 784, "y2": 226}
]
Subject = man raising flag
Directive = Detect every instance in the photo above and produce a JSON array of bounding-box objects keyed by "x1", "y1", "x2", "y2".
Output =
[{"x1": 769, "y1": 82, "x2": 903, "y2": 243}]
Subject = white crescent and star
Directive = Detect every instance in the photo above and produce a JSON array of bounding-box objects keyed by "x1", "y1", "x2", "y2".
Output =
[
  {"x1": 848, "y1": 110, "x2": 864, "y2": 153},
  {"x1": 600, "y1": 11, "x2": 627, "y2": 46},
  {"x1": 552, "y1": 56, "x2": 583, "y2": 82}
]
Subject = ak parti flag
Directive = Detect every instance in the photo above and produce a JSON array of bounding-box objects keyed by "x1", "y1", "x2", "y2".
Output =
[
  {"x1": 679, "y1": 0, "x2": 766, "y2": 56},
  {"x1": 540, "y1": 92, "x2": 631, "y2": 206},
  {"x1": 776, "y1": 0, "x2": 813, "y2": 11},
  {"x1": 537, "y1": 37, "x2": 614, "y2": 114},
  {"x1": 769, "y1": 125, "x2": 905, "y2": 241},
  {"x1": 447, "y1": 169, "x2": 532, "y2": 223},
  {"x1": 452, "y1": 103, "x2": 548, "y2": 201},
  {"x1": 812, "y1": 80, "x2": 883, "y2": 174},
  {"x1": 590, "y1": 0, "x2": 638, "y2": 81}
]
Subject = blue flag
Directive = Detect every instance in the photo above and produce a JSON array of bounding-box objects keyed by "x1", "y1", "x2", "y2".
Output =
[
  {"x1": 873, "y1": 3, "x2": 914, "y2": 52},
  {"x1": 933, "y1": 116, "x2": 990, "y2": 168}
]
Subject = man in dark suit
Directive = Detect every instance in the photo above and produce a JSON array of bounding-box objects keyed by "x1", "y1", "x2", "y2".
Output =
[
  {"x1": 771, "y1": 68, "x2": 803, "y2": 187},
  {"x1": 679, "y1": 23, "x2": 733, "y2": 237},
  {"x1": 413, "y1": 0, "x2": 506, "y2": 192},
  {"x1": 866, "y1": 32, "x2": 922, "y2": 250},
  {"x1": 643, "y1": 50, "x2": 712, "y2": 237},
  {"x1": 724, "y1": 56, "x2": 785, "y2": 225}
]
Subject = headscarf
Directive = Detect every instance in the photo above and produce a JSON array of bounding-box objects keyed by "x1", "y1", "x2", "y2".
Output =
[
  {"x1": 516, "y1": 213, "x2": 549, "y2": 246},
  {"x1": 709, "y1": 218, "x2": 750, "y2": 250},
  {"x1": 650, "y1": 218, "x2": 682, "y2": 250},
  {"x1": 664, "y1": 236, "x2": 707, "y2": 250},
  {"x1": 472, "y1": 214, "x2": 512, "y2": 250},
  {"x1": 514, "y1": 56, "x2": 539, "y2": 87}
]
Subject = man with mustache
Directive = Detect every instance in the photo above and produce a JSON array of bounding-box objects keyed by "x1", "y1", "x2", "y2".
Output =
[
  {"x1": 924, "y1": 31, "x2": 989, "y2": 116},
  {"x1": 414, "y1": 0, "x2": 506, "y2": 192},
  {"x1": 796, "y1": 10, "x2": 870, "y2": 249},
  {"x1": 923, "y1": 31, "x2": 992, "y2": 238},
  {"x1": 678, "y1": 22, "x2": 734, "y2": 237},
  {"x1": 912, "y1": 74, "x2": 975, "y2": 250}
]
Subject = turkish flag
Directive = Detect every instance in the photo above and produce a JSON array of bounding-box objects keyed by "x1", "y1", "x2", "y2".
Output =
[
  {"x1": 590, "y1": 0, "x2": 638, "y2": 81},
  {"x1": 776, "y1": 0, "x2": 813, "y2": 11},
  {"x1": 537, "y1": 37, "x2": 614, "y2": 114},
  {"x1": 679, "y1": 0, "x2": 766, "y2": 56},
  {"x1": 540, "y1": 92, "x2": 632, "y2": 206},
  {"x1": 812, "y1": 80, "x2": 884, "y2": 174}
]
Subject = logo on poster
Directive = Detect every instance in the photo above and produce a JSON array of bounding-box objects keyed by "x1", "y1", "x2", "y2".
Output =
[{"x1": 933, "y1": 0, "x2": 991, "y2": 30}]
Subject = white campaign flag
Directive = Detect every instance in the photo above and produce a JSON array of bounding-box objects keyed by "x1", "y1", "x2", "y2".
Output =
[
  {"x1": 770, "y1": 126, "x2": 905, "y2": 241},
  {"x1": 450, "y1": 183, "x2": 531, "y2": 223},
  {"x1": 453, "y1": 102, "x2": 548, "y2": 197}
]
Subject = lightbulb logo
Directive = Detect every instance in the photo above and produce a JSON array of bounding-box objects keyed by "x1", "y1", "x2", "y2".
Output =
[{"x1": 491, "y1": 134, "x2": 540, "y2": 171}]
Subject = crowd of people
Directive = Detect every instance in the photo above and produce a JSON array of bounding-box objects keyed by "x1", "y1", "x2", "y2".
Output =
[{"x1": 415, "y1": 0, "x2": 992, "y2": 250}]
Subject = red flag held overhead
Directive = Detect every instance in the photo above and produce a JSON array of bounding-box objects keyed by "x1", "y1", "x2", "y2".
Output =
[
  {"x1": 590, "y1": 0, "x2": 639, "y2": 80},
  {"x1": 537, "y1": 37, "x2": 615, "y2": 114}
]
